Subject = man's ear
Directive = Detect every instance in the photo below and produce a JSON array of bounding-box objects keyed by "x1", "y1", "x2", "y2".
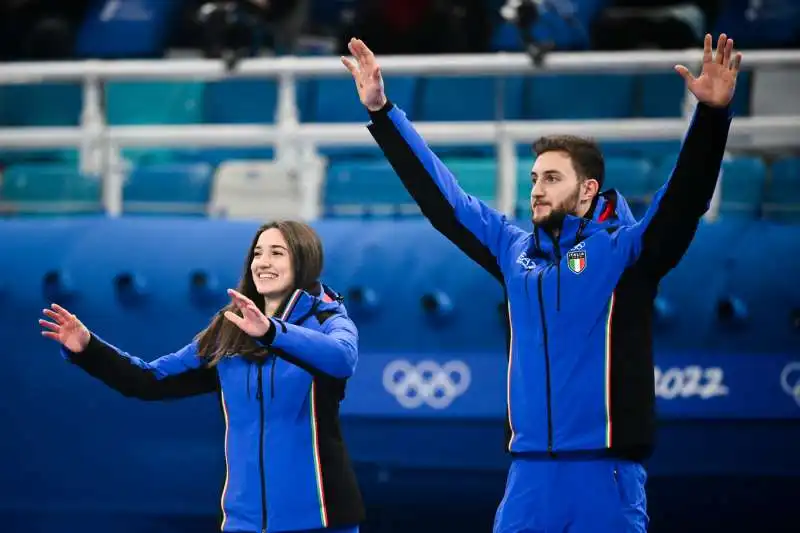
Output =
[{"x1": 582, "y1": 178, "x2": 600, "y2": 202}]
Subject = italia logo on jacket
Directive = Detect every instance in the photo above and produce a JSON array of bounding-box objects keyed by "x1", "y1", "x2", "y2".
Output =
[{"x1": 567, "y1": 245, "x2": 587, "y2": 274}]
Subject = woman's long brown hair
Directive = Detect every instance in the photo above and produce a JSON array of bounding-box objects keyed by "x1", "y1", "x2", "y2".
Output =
[{"x1": 195, "y1": 220, "x2": 324, "y2": 366}]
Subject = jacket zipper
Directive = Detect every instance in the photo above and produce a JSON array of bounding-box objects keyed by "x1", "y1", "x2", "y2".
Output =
[
  {"x1": 270, "y1": 355, "x2": 277, "y2": 399},
  {"x1": 553, "y1": 239, "x2": 562, "y2": 312},
  {"x1": 256, "y1": 364, "x2": 267, "y2": 533},
  {"x1": 536, "y1": 269, "x2": 555, "y2": 455}
]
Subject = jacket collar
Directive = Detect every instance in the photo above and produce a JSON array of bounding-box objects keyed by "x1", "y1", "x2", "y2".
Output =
[
  {"x1": 530, "y1": 189, "x2": 635, "y2": 259},
  {"x1": 274, "y1": 281, "x2": 345, "y2": 325}
]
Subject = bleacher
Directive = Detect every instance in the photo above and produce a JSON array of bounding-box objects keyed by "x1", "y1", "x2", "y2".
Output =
[
  {"x1": 0, "y1": 69, "x2": 798, "y2": 222},
  {"x1": 0, "y1": 0, "x2": 798, "y2": 222}
]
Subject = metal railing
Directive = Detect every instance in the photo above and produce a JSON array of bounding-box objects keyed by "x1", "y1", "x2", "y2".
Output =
[{"x1": 0, "y1": 49, "x2": 799, "y2": 217}]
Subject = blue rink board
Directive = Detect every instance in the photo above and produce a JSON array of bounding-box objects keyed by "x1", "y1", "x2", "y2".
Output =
[
  {"x1": 2, "y1": 348, "x2": 799, "y2": 515},
  {"x1": 1, "y1": 216, "x2": 799, "y2": 523},
  {"x1": 344, "y1": 351, "x2": 800, "y2": 420}
]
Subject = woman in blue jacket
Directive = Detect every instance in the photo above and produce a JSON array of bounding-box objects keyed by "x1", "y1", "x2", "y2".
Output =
[{"x1": 39, "y1": 220, "x2": 365, "y2": 533}]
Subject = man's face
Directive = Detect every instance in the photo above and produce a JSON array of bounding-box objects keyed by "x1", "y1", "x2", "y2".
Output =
[{"x1": 530, "y1": 150, "x2": 583, "y2": 227}]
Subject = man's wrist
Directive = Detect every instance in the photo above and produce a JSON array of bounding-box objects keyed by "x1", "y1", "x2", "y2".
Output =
[
  {"x1": 367, "y1": 97, "x2": 392, "y2": 119},
  {"x1": 696, "y1": 101, "x2": 733, "y2": 119},
  {"x1": 367, "y1": 95, "x2": 388, "y2": 111}
]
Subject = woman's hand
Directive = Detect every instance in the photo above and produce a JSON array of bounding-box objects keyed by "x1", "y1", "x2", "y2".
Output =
[
  {"x1": 224, "y1": 289, "x2": 273, "y2": 338},
  {"x1": 39, "y1": 303, "x2": 91, "y2": 353}
]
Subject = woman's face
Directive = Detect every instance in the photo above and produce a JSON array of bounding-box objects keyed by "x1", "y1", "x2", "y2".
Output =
[{"x1": 250, "y1": 228, "x2": 295, "y2": 299}]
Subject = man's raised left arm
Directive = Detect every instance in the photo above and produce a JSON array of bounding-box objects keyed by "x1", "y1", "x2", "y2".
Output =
[{"x1": 617, "y1": 33, "x2": 742, "y2": 279}]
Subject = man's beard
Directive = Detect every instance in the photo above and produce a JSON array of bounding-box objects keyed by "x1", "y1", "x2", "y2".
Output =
[{"x1": 532, "y1": 186, "x2": 581, "y2": 232}]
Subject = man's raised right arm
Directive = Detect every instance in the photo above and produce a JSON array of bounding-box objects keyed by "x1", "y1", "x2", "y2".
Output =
[
  {"x1": 343, "y1": 38, "x2": 520, "y2": 280},
  {"x1": 367, "y1": 101, "x2": 521, "y2": 280}
]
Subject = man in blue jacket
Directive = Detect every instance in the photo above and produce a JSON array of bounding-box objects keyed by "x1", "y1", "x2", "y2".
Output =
[{"x1": 343, "y1": 33, "x2": 742, "y2": 533}]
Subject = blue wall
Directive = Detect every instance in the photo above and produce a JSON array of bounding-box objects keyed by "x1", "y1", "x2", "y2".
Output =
[
  {"x1": 2, "y1": 216, "x2": 796, "y2": 356},
  {"x1": 1, "y1": 217, "x2": 799, "y2": 533}
]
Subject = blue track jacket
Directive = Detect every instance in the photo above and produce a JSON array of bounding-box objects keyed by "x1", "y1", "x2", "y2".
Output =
[
  {"x1": 367, "y1": 101, "x2": 732, "y2": 460},
  {"x1": 61, "y1": 283, "x2": 365, "y2": 532}
]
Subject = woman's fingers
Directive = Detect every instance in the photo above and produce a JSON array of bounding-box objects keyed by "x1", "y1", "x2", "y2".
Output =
[
  {"x1": 227, "y1": 289, "x2": 246, "y2": 309},
  {"x1": 50, "y1": 303, "x2": 72, "y2": 318},
  {"x1": 226, "y1": 289, "x2": 266, "y2": 324},
  {"x1": 40, "y1": 317, "x2": 63, "y2": 342},
  {"x1": 227, "y1": 288, "x2": 249, "y2": 302},
  {"x1": 223, "y1": 310, "x2": 245, "y2": 328},
  {"x1": 228, "y1": 289, "x2": 261, "y2": 314},
  {"x1": 241, "y1": 304, "x2": 263, "y2": 322},
  {"x1": 39, "y1": 319, "x2": 61, "y2": 333},
  {"x1": 41, "y1": 331, "x2": 60, "y2": 341},
  {"x1": 43, "y1": 308, "x2": 67, "y2": 324}
]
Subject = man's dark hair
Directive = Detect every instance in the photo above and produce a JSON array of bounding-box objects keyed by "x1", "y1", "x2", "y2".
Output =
[{"x1": 532, "y1": 135, "x2": 605, "y2": 187}]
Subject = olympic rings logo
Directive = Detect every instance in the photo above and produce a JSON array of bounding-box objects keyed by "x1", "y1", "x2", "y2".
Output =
[
  {"x1": 780, "y1": 362, "x2": 800, "y2": 407},
  {"x1": 382, "y1": 359, "x2": 471, "y2": 409}
]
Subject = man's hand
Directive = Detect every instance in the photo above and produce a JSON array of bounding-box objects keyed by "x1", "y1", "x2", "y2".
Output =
[
  {"x1": 675, "y1": 33, "x2": 743, "y2": 108},
  {"x1": 224, "y1": 289, "x2": 273, "y2": 338},
  {"x1": 341, "y1": 38, "x2": 388, "y2": 112}
]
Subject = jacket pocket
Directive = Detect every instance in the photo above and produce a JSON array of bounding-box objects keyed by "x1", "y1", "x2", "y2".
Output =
[{"x1": 611, "y1": 461, "x2": 649, "y2": 531}]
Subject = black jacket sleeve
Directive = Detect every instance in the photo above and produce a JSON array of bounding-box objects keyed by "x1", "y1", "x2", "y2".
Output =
[
  {"x1": 64, "y1": 334, "x2": 218, "y2": 401},
  {"x1": 617, "y1": 102, "x2": 733, "y2": 280}
]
